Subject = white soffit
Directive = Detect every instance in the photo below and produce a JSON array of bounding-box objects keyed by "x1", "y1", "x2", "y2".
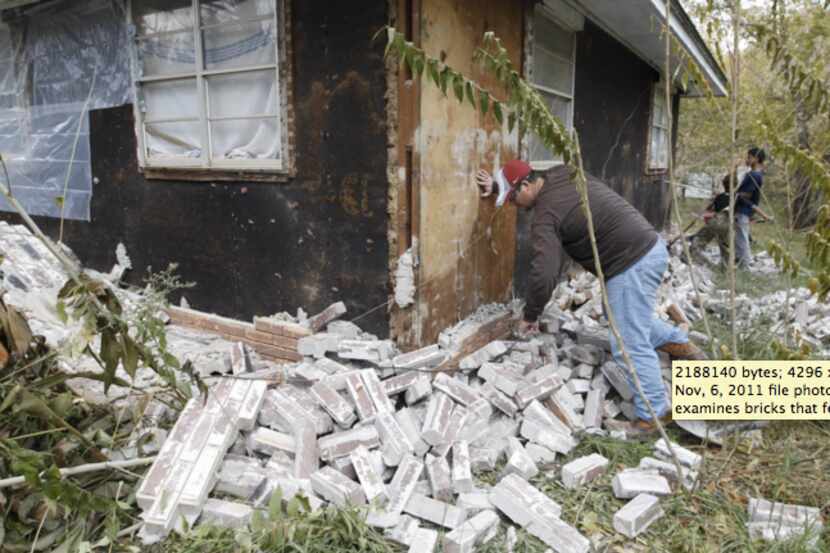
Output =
[{"x1": 553, "y1": 0, "x2": 728, "y2": 97}]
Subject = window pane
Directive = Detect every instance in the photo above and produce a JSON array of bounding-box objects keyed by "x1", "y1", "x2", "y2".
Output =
[
  {"x1": 534, "y1": 14, "x2": 573, "y2": 60},
  {"x1": 141, "y1": 79, "x2": 199, "y2": 120},
  {"x1": 207, "y1": 70, "x2": 277, "y2": 118},
  {"x1": 133, "y1": 0, "x2": 193, "y2": 36},
  {"x1": 200, "y1": 0, "x2": 275, "y2": 27},
  {"x1": 653, "y1": 89, "x2": 668, "y2": 127},
  {"x1": 136, "y1": 32, "x2": 196, "y2": 76},
  {"x1": 533, "y1": 45, "x2": 573, "y2": 94},
  {"x1": 202, "y1": 20, "x2": 276, "y2": 70},
  {"x1": 529, "y1": 92, "x2": 571, "y2": 163},
  {"x1": 650, "y1": 127, "x2": 668, "y2": 168},
  {"x1": 146, "y1": 121, "x2": 202, "y2": 159},
  {"x1": 210, "y1": 117, "x2": 279, "y2": 160}
]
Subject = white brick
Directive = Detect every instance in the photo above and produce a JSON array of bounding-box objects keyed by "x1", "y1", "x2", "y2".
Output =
[
  {"x1": 338, "y1": 339, "x2": 394, "y2": 363},
  {"x1": 200, "y1": 498, "x2": 253, "y2": 529},
  {"x1": 408, "y1": 528, "x2": 439, "y2": 553},
  {"x1": 395, "y1": 408, "x2": 430, "y2": 456},
  {"x1": 523, "y1": 400, "x2": 573, "y2": 437},
  {"x1": 375, "y1": 410, "x2": 415, "y2": 466},
  {"x1": 298, "y1": 333, "x2": 342, "y2": 358},
  {"x1": 457, "y1": 491, "x2": 493, "y2": 514},
  {"x1": 524, "y1": 443, "x2": 557, "y2": 466},
  {"x1": 601, "y1": 361, "x2": 633, "y2": 401},
  {"x1": 582, "y1": 388, "x2": 603, "y2": 429},
  {"x1": 639, "y1": 457, "x2": 698, "y2": 489},
  {"x1": 481, "y1": 382, "x2": 518, "y2": 417},
  {"x1": 478, "y1": 362, "x2": 522, "y2": 397},
  {"x1": 612, "y1": 469, "x2": 672, "y2": 499},
  {"x1": 247, "y1": 427, "x2": 296, "y2": 456},
  {"x1": 405, "y1": 375, "x2": 433, "y2": 405},
  {"x1": 654, "y1": 439, "x2": 702, "y2": 470},
  {"x1": 311, "y1": 380, "x2": 357, "y2": 428},
  {"x1": 502, "y1": 437, "x2": 538, "y2": 479},
  {"x1": 459, "y1": 341, "x2": 508, "y2": 370},
  {"x1": 238, "y1": 380, "x2": 268, "y2": 431},
  {"x1": 545, "y1": 393, "x2": 584, "y2": 431},
  {"x1": 566, "y1": 378, "x2": 591, "y2": 394},
  {"x1": 747, "y1": 497, "x2": 822, "y2": 528},
  {"x1": 527, "y1": 520, "x2": 591, "y2": 553},
  {"x1": 567, "y1": 344, "x2": 603, "y2": 366},
  {"x1": 294, "y1": 424, "x2": 319, "y2": 479},
  {"x1": 270, "y1": 388, "x2": 333, "y2": 435},
  {"x1": 432, "y1": 405, "x2": 469, "y2": 457},
  {"x1": 553, "y1": 385, "x2": 584, "y2": 412},
  {"x1": 433, "y1": 373, "x2": 483, "y2": 406},
  {"x1": 345, "y1": 371, "x2": 378, "y2": 421},
  {"x1": 421, "y1": 392, "x2": 454, "y2": 446},
  {"x1": 561, "y1": 453, "x2": 609, "y2": 489},
  {"x1": 451, "y1": 441, "x2": 473, "y2": 493},
  {"x1": 613, "y1": 493, "x2": 664, "y2": 538},
  {"x1": 490, "y1": 474, "x2": 562, "y2": 526},
  {"x1": 514, "y1": 374, "x2": 563, "y2": 409},
  {"x1": 367, "y1": 456, "x2": 424, "y2": 528},
  {"x1": 425, "y1": 454, "x2": 453, "y2": 502},
  {"x1": 404, "y1": 492, "x2": 467, "y2": 529},
  {"x1": 574, "y1": 363, "x2": 594, "y2": 380},
  {"x1": 310, "y1": 466, "x2": 366, "y2": 506},
  {"x1": 350, "y1": 445, "x2": 389, "y2": 506},
  {"x1": 468, "y1": 447, "x2": 499, "y2": 472},
  {"x1": 393, "y1": 344, "x2": 447, "y2": 370},
  {"x1": 362, "y1": 369, "x2": 395, "y2": 413},
  {"x1": 317, "y1": 426, "x2": 380, "y2": 462},
  {"x1": 385, "y1": 514, "x2": 420, "y2": 546},
  {"x1": 443, "y1": 510, "x2": 500, "y2": 553},
  {"x1": 384, "y1": 372, "x2": 423, "y2": 396},
  {"x1": 520, "y1": 418, "x2": 577, "y2": 455}
]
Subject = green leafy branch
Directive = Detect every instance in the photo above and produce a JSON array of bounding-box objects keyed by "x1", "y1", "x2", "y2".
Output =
[
  {"x1": 751, "y1": 24, "x2": 830, "y2": 115},
  {"x1": 383, "y1": 27, "x2": 577, "y2": 163}
]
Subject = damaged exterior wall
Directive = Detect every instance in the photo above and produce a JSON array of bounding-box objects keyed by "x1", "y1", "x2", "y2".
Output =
[
  {"x1": 515, "y1": 19, "x2": 677, "y2": 298},
  {"x1": 0, "y1": 0, "x2": 392, "y2": 337},
  {"x1": 392, "y1": 0, "x2": 522, "y2": 347}
]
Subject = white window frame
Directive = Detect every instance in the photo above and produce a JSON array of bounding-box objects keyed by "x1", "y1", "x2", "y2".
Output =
[
  {"x1": 127, "y1": 0, "x2": 291, "y2": 174},
  {"x1": 647, "y1": 80, "x2": 670, "y2": 171},
  {"x1": 528, "y1": 4, "x2": 577, "y2": 171}
]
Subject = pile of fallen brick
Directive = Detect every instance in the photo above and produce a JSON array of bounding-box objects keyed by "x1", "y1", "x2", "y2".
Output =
[
  {"x1": 134, "y1": 300, "x2": 824, "y2": 550},
  {"x1": 135, "y1": 299, "x2": 691, "y2": 550}
]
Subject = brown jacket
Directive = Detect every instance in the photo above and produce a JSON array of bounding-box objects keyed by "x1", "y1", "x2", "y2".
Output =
[{"x1": 524, "y1": 165, "x2": 658, "y2": 322}]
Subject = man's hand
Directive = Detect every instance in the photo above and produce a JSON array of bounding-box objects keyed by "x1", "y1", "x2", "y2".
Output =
[
  {"x1": 702, "y1": 211, "x2": 715, "y2": 224},
  {"x1": 516, "y1": 319, "x2": 539, "y2": 338},
  {"x1": 476, "y1": 169, "x2": 494, "y2": 197}
]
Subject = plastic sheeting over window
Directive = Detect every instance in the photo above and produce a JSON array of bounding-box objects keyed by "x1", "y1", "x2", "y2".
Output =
[
  {"x1": 132, "y1": 0, "x2": 283, "y2": 169},
  {"x1": 0, "y1": 1, "x2": 131, "y2": 221}
]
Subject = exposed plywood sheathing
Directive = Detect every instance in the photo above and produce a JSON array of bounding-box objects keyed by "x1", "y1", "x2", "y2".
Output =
[{"x1": 414, "y1": 0, "x2": 522, "y2": 345}]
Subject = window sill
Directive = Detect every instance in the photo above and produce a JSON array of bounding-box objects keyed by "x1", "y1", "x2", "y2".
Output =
[{"x1": 141, "y1": 165, "x2": 295, "y2": 183}]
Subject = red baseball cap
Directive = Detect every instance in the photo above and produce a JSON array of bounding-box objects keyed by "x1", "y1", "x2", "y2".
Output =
[
  {"x1": 495, "y1": 159, "x2": 532, "y2": 206},
  {"x1": 502, "y1": 159, "x2": 532, "y2": 185}
]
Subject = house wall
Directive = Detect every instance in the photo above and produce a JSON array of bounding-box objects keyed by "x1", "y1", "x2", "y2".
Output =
[
  {"x1": 396, "y1": 0, "x2": 522, "y2": 346},
  {"x1": 514, "y1": 18, "x2": 675, "y2": 299},
  {"x1": 0, "y1": 1, "x2": 392, "y2": 336}
]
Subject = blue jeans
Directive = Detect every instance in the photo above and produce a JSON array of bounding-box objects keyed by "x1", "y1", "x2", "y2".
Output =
[
  {"x1": 735, "y1": 214, "x2": 752, "y2": 268},
  {"x1": 607, "y1": 238, "x2": 687, "y2": 421}
]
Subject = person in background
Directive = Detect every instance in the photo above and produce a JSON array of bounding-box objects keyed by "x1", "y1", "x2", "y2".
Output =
[{"x1": 733, "y1": 147, "x2": 769, "y2": 268}]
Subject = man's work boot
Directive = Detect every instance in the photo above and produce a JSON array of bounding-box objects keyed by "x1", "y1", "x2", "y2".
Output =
[
  {"x1": 658, "y1": 341, "x2": 707, "y2": 361},
  {"x1": 608, "y1": 412, "x2": 674, "y2": 440}
]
